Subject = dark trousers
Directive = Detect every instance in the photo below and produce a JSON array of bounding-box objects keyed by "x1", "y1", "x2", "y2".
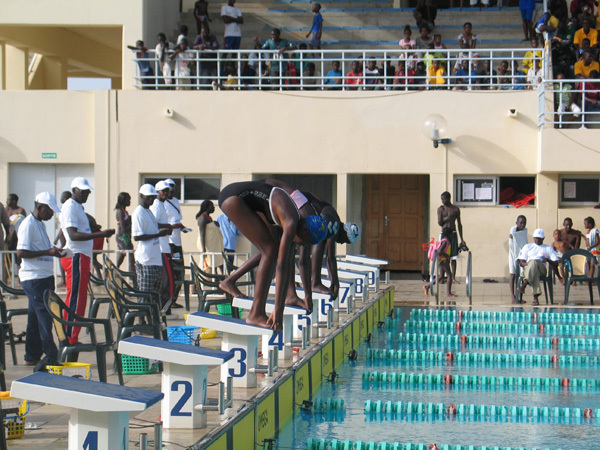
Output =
[{"x1": 22, "y1": 276, "x2": 58, "y2": 363}]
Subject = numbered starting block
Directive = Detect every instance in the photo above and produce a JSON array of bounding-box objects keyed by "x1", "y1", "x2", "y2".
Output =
[
  {"x1": 344, "y1": 255, "x2": 390, "y2": 283},
  {"x1": 336, "y1": 259, "x2": 380, "y2": 292},
  {"x1": 118, "y1": 336, "x2": 234, "y2": 429},
  {"x1": 233, "y1": 297, "x2": 306, "y2": 360},
  {"x1": 321, "y1": 267, "x2": 369, "y2": 302},
  {"x1": 301, "y1": 274, "x2": 355, "y2": 313},
  {"x1": 186, "y1": 311, "x2": 277, "y2": 388},
  {"x1": 11, "y1": 372, "x2": 163, "y2": 450}
]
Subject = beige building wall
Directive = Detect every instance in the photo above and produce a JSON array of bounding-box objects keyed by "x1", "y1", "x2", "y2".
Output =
[{"x1": 1, "y1": 88, "x2": 599, "y2": 278}]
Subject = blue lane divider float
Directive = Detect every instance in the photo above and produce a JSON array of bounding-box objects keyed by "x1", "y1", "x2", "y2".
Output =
[
  {"x1": 403, "y1": 320, "x2": 600, "y2": 336},
  {"x1": 307, "y1": 438, "x2": 571, "y2": 450},
  {"x1": 366, "y1": 348, "x2": 598, "y2": 367},
  {"x1": 409, "y1": 309, "x2": 600, "y2": 324}
]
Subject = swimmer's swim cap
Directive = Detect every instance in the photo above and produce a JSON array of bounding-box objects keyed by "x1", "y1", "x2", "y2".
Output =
[
  {"x1": 343, "y1": 222, "x2": 360, "y2": 244},
  {"x1": 321, "y1": 210, "x2": 339, "y2": 240},
  {"x1": 304, "y1": 215, "x2": 328, "y2": 245}
]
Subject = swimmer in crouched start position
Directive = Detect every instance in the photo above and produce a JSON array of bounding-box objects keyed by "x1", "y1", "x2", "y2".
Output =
[{"x1": 218, "y1": 180, "x2": 327, "y2": 333}]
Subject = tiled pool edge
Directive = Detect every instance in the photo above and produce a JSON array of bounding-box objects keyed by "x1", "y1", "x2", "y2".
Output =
[{"x1": 191, "y1": 287, "x2": 395, "y2": 450}]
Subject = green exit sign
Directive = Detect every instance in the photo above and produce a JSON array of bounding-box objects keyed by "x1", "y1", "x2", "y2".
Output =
[{"x1": 42, "y1": 153, "x2": 57, "y2": 159}]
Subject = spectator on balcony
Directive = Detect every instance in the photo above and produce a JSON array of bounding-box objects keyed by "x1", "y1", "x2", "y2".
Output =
[
  {"x1": 511, "y1": 60, "x2": 527, "y2": 89},
  {"x1": 222, "y1": 0, "x2": 244, "y2": 55},
  {"x1": 573, "y1": 18, "x2": 598, "y2": 50},
  {"x1": 523, "y1": 36, "x2": 542, "y2": 74},
  {"x1": 575, "y1": 38, "x2": 592, "y2": 60},
  {"x1": 428, "y1": 59, "x2": 445, "y2": 88},
  {"x1": 176, "y1": 25, "x2": 189, "y2": 46},
  {"x1": 553, "y1": 20, "x2": 576, "y2": 45},
  {"x1": 413, "y1": 0, "x2": 437, "y2": 32},
  {"x1": 554, "y1": 71, "x2": 582, "y2": 124},
  {"x1": 413, "y1": 60, "x2": 428, "y2": 90},
  {"x1": 305, "y1": 3, "x2": 323, "y2": 49},
  {"x1": 575, "y1": 50, "x2": 600, "y2": 78},
  {"x1": 571, "y1": 0, "x2": 595, "y2": 22},
  {"x1": 394, "y1": 60, "x2": 414, "y2": 89},
  {"x1": 345, "y1": 61, "x2": 363, "y2": 89},
  {"x1": 454, "y1": 59, "x2": 476, "y2": 89},
  {"x1": 458, "y1": 22, "x2": 477, "y2": 49},
  {"x1": 260, "y1": 28, "x2": 296, "y2": 87},
  {"x1": 302, "y1": 62, "x2": 318, "y2": 90},
  {"x1": 535, "y1": 12, "x2": 558, "y2": 43},
  {"x1": 241, "y1": 56, "x2": 257, "y2": 89},
  {"x1": 497, "y1": 60, "x2": 512, "y2": 90},
  {"x1": 433, "y1": 34, "x2": 447, "y2": 50},
  {"x1": 399, "y1": 25, "x2": 417, "y2": 49},
  {"x1": 527, "y1": 58, "x2": 544, "y2": 87},
  {"x1": 520, "y1": 0, "x2": 536, "y2": 41},
  {"x1": 583, "y1": 69, "x2": 600, "y2": 111},
  {"x1": 380, "y1": 59, "x2": 395, "y2": 88},
  {"x1": 477, "y1": 59, "x2": 497, "y2": 89},
  {"x1": 364, "y1": 58, "x2": 381, "y2": 90},
  {"x1": 324, "y1": 61, "x2": 343, "y2": 88},
  {"x1": 415, "y1": 25, "x2": 433, "y2": 49},
  {"x1": 170, "y1": 38, "x2": 194, "y2": 90},
  {"x1": 194, "y1": 0, "x2": 212, "y2": 35},
  {"x1": 127, "y1": 40, "x2": 155, "y2": 89},
  {"x1": 193, "y1": 25, "x2": 220, "y2": 89},
  {"x1": 155, "y1": 33, "x2": 173, "y2": 88}
]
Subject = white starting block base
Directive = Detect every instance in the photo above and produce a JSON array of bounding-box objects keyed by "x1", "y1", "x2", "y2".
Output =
[
  {"x1": 336, "y1": 260, "x2": 380, "y2": 292},
  {"x1": 314, "y1": 276, "x2": 355, "y2": 313},
  {"x1": 233, "y1": 296, "x2": 304, "y2": 360},
  {"x1": 186, "y1": 311, "x2": 273, "y2": 388},
  {"x1": 11, "y1": 372, "x2": 163, "y2": 450},
  {"x1": 321, "y1": 267, "x2": 369, "y2": 301},
  {"x1": 119, "y1": 336, "x2": 233, "y2": 429}
]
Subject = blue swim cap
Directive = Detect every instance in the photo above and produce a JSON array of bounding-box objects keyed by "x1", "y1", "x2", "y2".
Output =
[{"x1": 304, "y1": 215, "x2": 328, "y2": 245}]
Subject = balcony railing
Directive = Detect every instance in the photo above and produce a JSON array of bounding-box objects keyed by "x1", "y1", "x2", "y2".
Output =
[
  {"x1": 132, "y1": 48, "x2": 545, "y2": 91},
  {"x1": 538, "y1": 79, "x2": 600, "y2": 129}
]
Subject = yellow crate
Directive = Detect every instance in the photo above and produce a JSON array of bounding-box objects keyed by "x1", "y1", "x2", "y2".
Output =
[
  {"x1": 47, "y1": 362, "x2": 92, "y2": 380},
  {"x1": 184, "y1": 313, "x2": 217, "y2": 339},
  {"x1": 0, "y1": 393, "x2": 27, "y2": 440}
]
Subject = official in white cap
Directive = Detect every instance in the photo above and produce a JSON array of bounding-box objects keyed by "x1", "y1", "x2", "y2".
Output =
[
  {"x1": 132, "y1": 184, "x2": 170, "y2": 312},
  {"x1": 163, "y1": 178, "x2": 187, "y2": 309},
  {"x1": 16, "y1": 192, "x2": 63, "y2": 366},
  {"x1": 516, "y1": 228, "x2": 559, "y2": 305},
  {"x1": 61, "y1": 178, "x2": 115, "y2": 346}
]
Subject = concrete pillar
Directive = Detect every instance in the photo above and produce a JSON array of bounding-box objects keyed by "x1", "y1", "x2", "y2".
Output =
[
  {"x1": 43, "y1": 56, "x2": 68, "y2": 89},
  {"x1": 536, "y1": 173, "x2": 558, "y2": 234},
  {"x1": 5, "y1": 45, "x2": 28, "y2": 90},
  {"x1": 0, "y1": 41, "x2": 6, "y2": 90}
]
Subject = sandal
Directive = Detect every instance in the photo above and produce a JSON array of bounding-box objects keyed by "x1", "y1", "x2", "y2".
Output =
[
  {"x1": 512, "y1": 299, "x2": 526, "y2": 304},
  {"x1": 532, "y1": 300, "x2": 540, "y2": 306}
]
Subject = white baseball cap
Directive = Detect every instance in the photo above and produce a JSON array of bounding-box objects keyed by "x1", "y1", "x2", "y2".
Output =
[
  {"x1": 533, "y1": 228, "x2": 545, "y2": 239},
  {"x1": 165, "y1": 178, "x2": 176, "y2": 186},
  {"x1": 71, "y1": 177, "x2": 93, "y2": 191},
  {"x1": 155, "y1": 180, "x2": 171, "y2": 192},
  {"x1": 139, "y1": 184, "x2": 158, "y2": 196},
  {"x1": 34, "y1": 192, "x2": 61, "y2": 213}
]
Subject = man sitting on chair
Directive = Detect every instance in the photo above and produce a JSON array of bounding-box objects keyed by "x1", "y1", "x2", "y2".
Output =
[{"x1": 517, "y1": 228, "x2": 559, "y2": 305}]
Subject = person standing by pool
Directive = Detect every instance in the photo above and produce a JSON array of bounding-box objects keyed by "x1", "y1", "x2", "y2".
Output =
[
  {"x1": 509, "y1": 215, "x2": 528, "y2": 304},
  {"x1": 115, "y1": 192, "x2": 135, "y2": 273},
  {"x1": 437, "y1": 191, "x2": 466, "y2": 283}
]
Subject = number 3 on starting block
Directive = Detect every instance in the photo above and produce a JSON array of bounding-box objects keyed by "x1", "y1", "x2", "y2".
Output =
[{"x1": 228, "y1": 348, "x2": 247, "y2": 377}]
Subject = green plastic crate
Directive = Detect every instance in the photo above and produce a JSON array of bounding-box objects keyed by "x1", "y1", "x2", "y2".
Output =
[
  {"x1": 216, "y1": 303, "x2": 242, "y2": 318},
  {"x1": 121, "y1": 354, "x2": 159, "y2": 375}
]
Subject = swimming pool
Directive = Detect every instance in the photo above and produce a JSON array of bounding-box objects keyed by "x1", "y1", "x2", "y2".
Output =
[{"x1": 277, "y1": 306, "x2": 600, "y2": 450}]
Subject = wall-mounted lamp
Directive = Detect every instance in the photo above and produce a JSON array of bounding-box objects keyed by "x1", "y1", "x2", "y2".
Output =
[{"x1": 422, "y1": 114, "x2": 452, "y2": 148}]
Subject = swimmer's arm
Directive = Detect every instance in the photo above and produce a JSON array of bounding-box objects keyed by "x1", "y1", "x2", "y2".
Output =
[
  {"x1": 437, "y1": 206, "x2": 444, "y2": 227},
  {"x1": 324, "y1": 238, "x2": 339, "y2": 299},
  {"x1": 456, "y1": 209, "x2": 464, "y2": 243},
  {"x1": 298, "y1": 244, "x2": 312, "y2": 302},
  {"x1": 274, "y1": 226, "x2": 297, "y2": 313}
]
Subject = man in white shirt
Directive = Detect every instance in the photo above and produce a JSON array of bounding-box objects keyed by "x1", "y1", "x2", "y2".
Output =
[
  {"x1": 509, "y1": 215, "x2": 528, "y2": 304},
  {"x1": 221, "y1": 0, "x2": 243, "y2": 52},
  {"x1": 132, "y1": 184, "x2": 170, "y2": 304},
  {"x1": 164, "y1": 179, "x2": 188, "y2": 309},
  {"x1": 150, "y1": 181, "x2": 174, "y2": 316},
  {"x1": 61, "y1": 177, "x2": 114, "y2": 345},
  {"x1": 17, "y1": 192, "x2": 63, "y2": 366},
  {"x1": 517, "y1": 228, "x2": 559, "y2": 305}
]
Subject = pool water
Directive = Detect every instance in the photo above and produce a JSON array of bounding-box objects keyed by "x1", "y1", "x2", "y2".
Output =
[{"x1": 276, "y1": 307, "x2": 600, "y2": 449}]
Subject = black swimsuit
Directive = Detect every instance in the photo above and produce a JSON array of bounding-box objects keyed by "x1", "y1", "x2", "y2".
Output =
[{"x1": 219, "y1": 181, "x2": 297, "y2": 225}]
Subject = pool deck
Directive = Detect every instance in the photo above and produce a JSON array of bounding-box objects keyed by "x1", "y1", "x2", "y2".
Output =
[{"x1": 3, "y1": 277, "x2": 599, "y2": 449}]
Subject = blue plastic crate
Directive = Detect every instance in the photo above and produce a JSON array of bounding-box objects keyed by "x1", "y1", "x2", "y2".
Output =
[{"x1": 167, "y1": 326, "x2": 201, "y2": 345}]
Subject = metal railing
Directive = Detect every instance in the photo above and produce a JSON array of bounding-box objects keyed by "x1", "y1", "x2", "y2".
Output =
[
  {"x1": 132, "y1": 48, "x2": 546, "y2": 91},
  {"x1": 538, "y1": 79, "x2": 600, "y2": 129}
]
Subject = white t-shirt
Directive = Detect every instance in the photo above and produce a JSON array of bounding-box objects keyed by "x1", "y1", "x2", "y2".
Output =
[
  {"x1": 60, "y1": 198, "x2": 93, "y2": 257},
  {"x1": 150, "y1": 199, "x2": 171, "y2": 253},
  {"x1": 509, "y1": 226, "x2": 528, "y2": 274},
  {"x1": 221, "y1": 4, "x2": 242, "y2": 37},
  {"x1": 17, "y1": 215, "x2": 54, "y2": 281},
  {"x1": 164, "y1": 198, "x2": 182, "y2": 247},
  {"x1": 518, "y1": 242, "x2": 559, "y2": 263},
  {"x1": 132, "y1": 205, "x2": 162, "y2": 266}
]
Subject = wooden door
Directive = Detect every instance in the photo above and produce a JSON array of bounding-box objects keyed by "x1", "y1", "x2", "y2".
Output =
[{"x1": 366, "y1": 175, "x2": 427, "y2": 271}]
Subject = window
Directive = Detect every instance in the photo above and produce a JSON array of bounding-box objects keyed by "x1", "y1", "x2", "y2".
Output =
[
  {"x1": 142, "y1": 175, "x2": 221, "y2": 203},
  {"x1": 455, "y1": 176, "x2": 535, "y2": 206},
  {"x1": 560, "y1": 176, "x2": 600, "y2": 206}
]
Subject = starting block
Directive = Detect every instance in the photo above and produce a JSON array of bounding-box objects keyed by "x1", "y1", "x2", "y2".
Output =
[
  {"x1": 294, "y1": 274, "x2": 355, "y2": 316},
  {"x1": 233, "y1": 297, "x2": 306, "y2": 360},
  {"x1": 344, "y1": 255, "x2": 390, "y2": 283},
  {"x1": 336, "y1": 259, "x2": 380, "y2": 292},
  {"x1": 186, "y1": 311, "x2": 277, "y2": 388},
  {"x1": 321, "y1": 267, "x2": 369, "y2": 302},
  {"x1": 118, "y1": 336, "x2": 234, "y2": 429},
  {"x1": 11, "y1": 372, "x2": 163, "y2": 450},
  {"x1": 289, "y1": 285, "x2": 335, "y2": 338}
]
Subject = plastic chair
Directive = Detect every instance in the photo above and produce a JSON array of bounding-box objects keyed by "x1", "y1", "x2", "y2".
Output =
[
  {"x1": 190, "y1": 256, "x2": 238, "y2": 317},
  {"x1": 0, "y1": 280, "x2": 27, "y2": 361},
  {"x1": 516, "y1": 260, "x2": 554, "y2": 305},
  {"x1": 171, "y1": 258, "x2": 193, "y2": 311},
  {"x1": 562, "y1": 249, "x2": 600, "y2": 305},
  {"x1": 43, "y1": 290, "x2": 123, "y2": 385}
]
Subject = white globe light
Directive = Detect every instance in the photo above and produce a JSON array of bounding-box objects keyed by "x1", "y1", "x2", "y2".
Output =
[{"x1": 422, "y1": 114, "x2": 448, "y2": 142}]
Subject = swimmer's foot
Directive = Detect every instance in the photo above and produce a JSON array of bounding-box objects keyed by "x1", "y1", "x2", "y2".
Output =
[
  {"x1": 423, "y1": 285, "x2": 430, "y2": 296},
  {"x1": 446, "y1": 293, "x2": 457, "y2": 298},
  {"x1": 312, "y1": 283, "x2": 333, "y2": 295},
  {"x1": 245, "y1": 314, "x2": 271, "y2": 329},
  {"x1": 285, "y1": 296, "x2": 313, "y2": 314},
  {"x1": 219, "y1": 279, "x2": 248, "y2": 299}
]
